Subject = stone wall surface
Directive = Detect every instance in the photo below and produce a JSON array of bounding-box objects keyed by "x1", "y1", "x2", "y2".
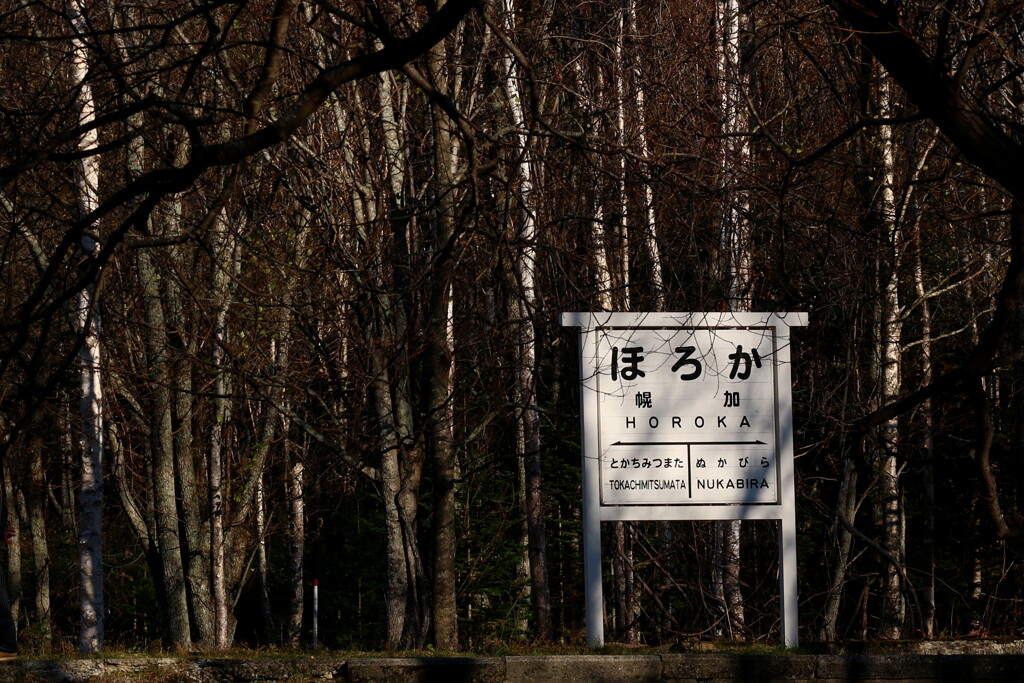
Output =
[{"x1": 0, "y1": 653, "x2": 1022, "y2": 682}]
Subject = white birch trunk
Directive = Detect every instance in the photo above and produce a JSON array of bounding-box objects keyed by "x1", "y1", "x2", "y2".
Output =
[
  {"x1": 578, "y1": 64, "x2": 613, "y2": 312},
  {"x1": 161, "y1": 142, "x2": 217, "y2": 645},
  {"x1": 209, "y1": 209, "x2": 240, "y2": 649},
  {"x1": 501, "y1": 0, "x2": 553, "y2": 642},
  {"x1": 612, "y1": 14, "x2": 639, "y2": 642},
  {"x1": 615, "y1": 10, "x2": 631, "y2": 309},
  {"x1": 719, "y1": 0, "x2": 753, "y2": 311},
  {"x1": 255, "y1": 477, "x2": 274, "y2": 642},
  {"x1": 1, "y1": 463, "x2": 21, "y2": 628},
  {"x1": 377, "y1": 68, "x2": 412, "y2": 650},
  {"x1": 68, "y1": 0, "x2": 104, "y2": 653},
  {"x1": 715, "y1": 0, "x2": 749, "y2": 638},
  {"x1": 345, "y1": 115, "x2": 408, "y2": 646},
  {"x1": 593, "y1": 203, "x2": 613, "y2": 310},
  {"x1": 908, "y1": 133, "x2": 939, "y2": 639},
  {"x1": 877, "y1": 74, "x2": 905, "y2": 639},
  {"x1": 272, "y1": 228, "x2": 304, "y2": 648},
  {"x1": 913, "y1": 227, "x2": 935, "y2": 638},
  {"x1": 371, "y1": 65, "x2": 430, "y2": 648},
  {"x1": 286, "y1": 436, "x2": 305, "y2": 645},
  {"x1": 626, "y1": 1, "x2": 664, "y2": 309}
]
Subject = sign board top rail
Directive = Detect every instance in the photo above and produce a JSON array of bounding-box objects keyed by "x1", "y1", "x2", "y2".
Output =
[{"x1": 559, "y1": 311, "x2": 808, "y2": 330}]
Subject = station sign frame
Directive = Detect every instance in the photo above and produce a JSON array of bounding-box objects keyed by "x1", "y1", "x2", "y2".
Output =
[{"x1": 560, "y1": 312, "x2": 807, "y2": 648}]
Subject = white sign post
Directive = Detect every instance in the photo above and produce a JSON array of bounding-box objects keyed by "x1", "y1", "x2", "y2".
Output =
[{"x1": 560, "y1": 312, "x2": 807, "y2": 648}]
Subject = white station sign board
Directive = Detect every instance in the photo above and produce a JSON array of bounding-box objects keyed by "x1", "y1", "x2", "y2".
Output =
[
  {"x1": 597, "y1": 326, "x2": 779, "y2": 506},
  {"x1": 561, "y1": 312, "x2": 807, "y2": 648}
]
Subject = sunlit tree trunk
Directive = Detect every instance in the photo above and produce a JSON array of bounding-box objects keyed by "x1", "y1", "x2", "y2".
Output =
[
  {"x1": 168, "y1": 207, "x2": 215, "y2": 648},
  {"x1": 255, "y1": 477, "x2": 274, "y2": 644},
  {"x1": 176, "y1": 393, "x2": 215, "y2": 647},
  {"x1": 68, "y1": 0, "x2": 104, "y2": 653},
  {"x1": 272, "y1": 242, "x2": 303, "y2": 648},
  {"x1": 115, "y1": 33, "x2": 201, "y2": 643},
  {"x1": 915, "y1": 285, "x2": 936, "y2": 639},
  {"x1": 612, "y1": 0, "x2": 667, "y2": 641},
  {"x1": 355, "y1": 102, "x2": 414, "y2": 645},
  {"x1": 152, "y1": 400, "x2": 190, "y2": 647},
  {"x1": 611, "y1": 10, "x2": 640, "y2": 645},
  {"x1": 208, "y1": 208, "x2": 240, "y2": 649},
  {"x1": 370, "y1": 338, "x2": 408, "y2": 648},
  {"x1": 366, "y1": 66, "x2": 430, "y2": 649},
  {"x1": 376, "y1": 72, "x2": 405, "y2": 650},
  {"x1": 876, "y1": 73, "x2": 905, "y2": 640},
  {"x1": 286, "y1": 434, "x2": 305, "y2": 645},
  {"x1": 501, "y1": 0, "x2": 553, "y2": 642},
  {"x1": 614, "y1": 12, "x2": 631, "y2": 311},
  {"x1": 908, "y1": 133, "x2": 939, "y2": 639},
  {"x1": 625, "y1": 1, "x2": 664, "y2": 310},
  {"x1": 134, "y1": 240, "x2": 193, "y2": 646},
  {"x1": 715, "y1": 0, "x2": 750, "y2": 639},
  {"x1": 1, "y1": 462, "x2": 22, "y2": 627},
  {"x1": 577, "y1": 57, "x2": 615, "y2": 639}
]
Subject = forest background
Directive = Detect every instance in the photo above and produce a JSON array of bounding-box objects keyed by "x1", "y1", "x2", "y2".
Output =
[{"x1": 2, "y1": 0, "x2": 1024, "y2": 655}]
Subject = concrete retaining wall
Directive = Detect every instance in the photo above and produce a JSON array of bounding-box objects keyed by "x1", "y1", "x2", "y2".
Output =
[{"x1": 4, "y1": 654, "x2": 1024, "y2": 682}]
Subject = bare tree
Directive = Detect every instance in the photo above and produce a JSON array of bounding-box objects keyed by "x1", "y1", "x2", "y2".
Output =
[
  {"x1": 68, "y1": 0, "x2": 105, "y2": 653},
  {"x1": 715, "y1": 0, "x2": 751, "y2": 640},
  {"x1": 497, "y1": 0, "x2": 555, "y2": 643}
]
